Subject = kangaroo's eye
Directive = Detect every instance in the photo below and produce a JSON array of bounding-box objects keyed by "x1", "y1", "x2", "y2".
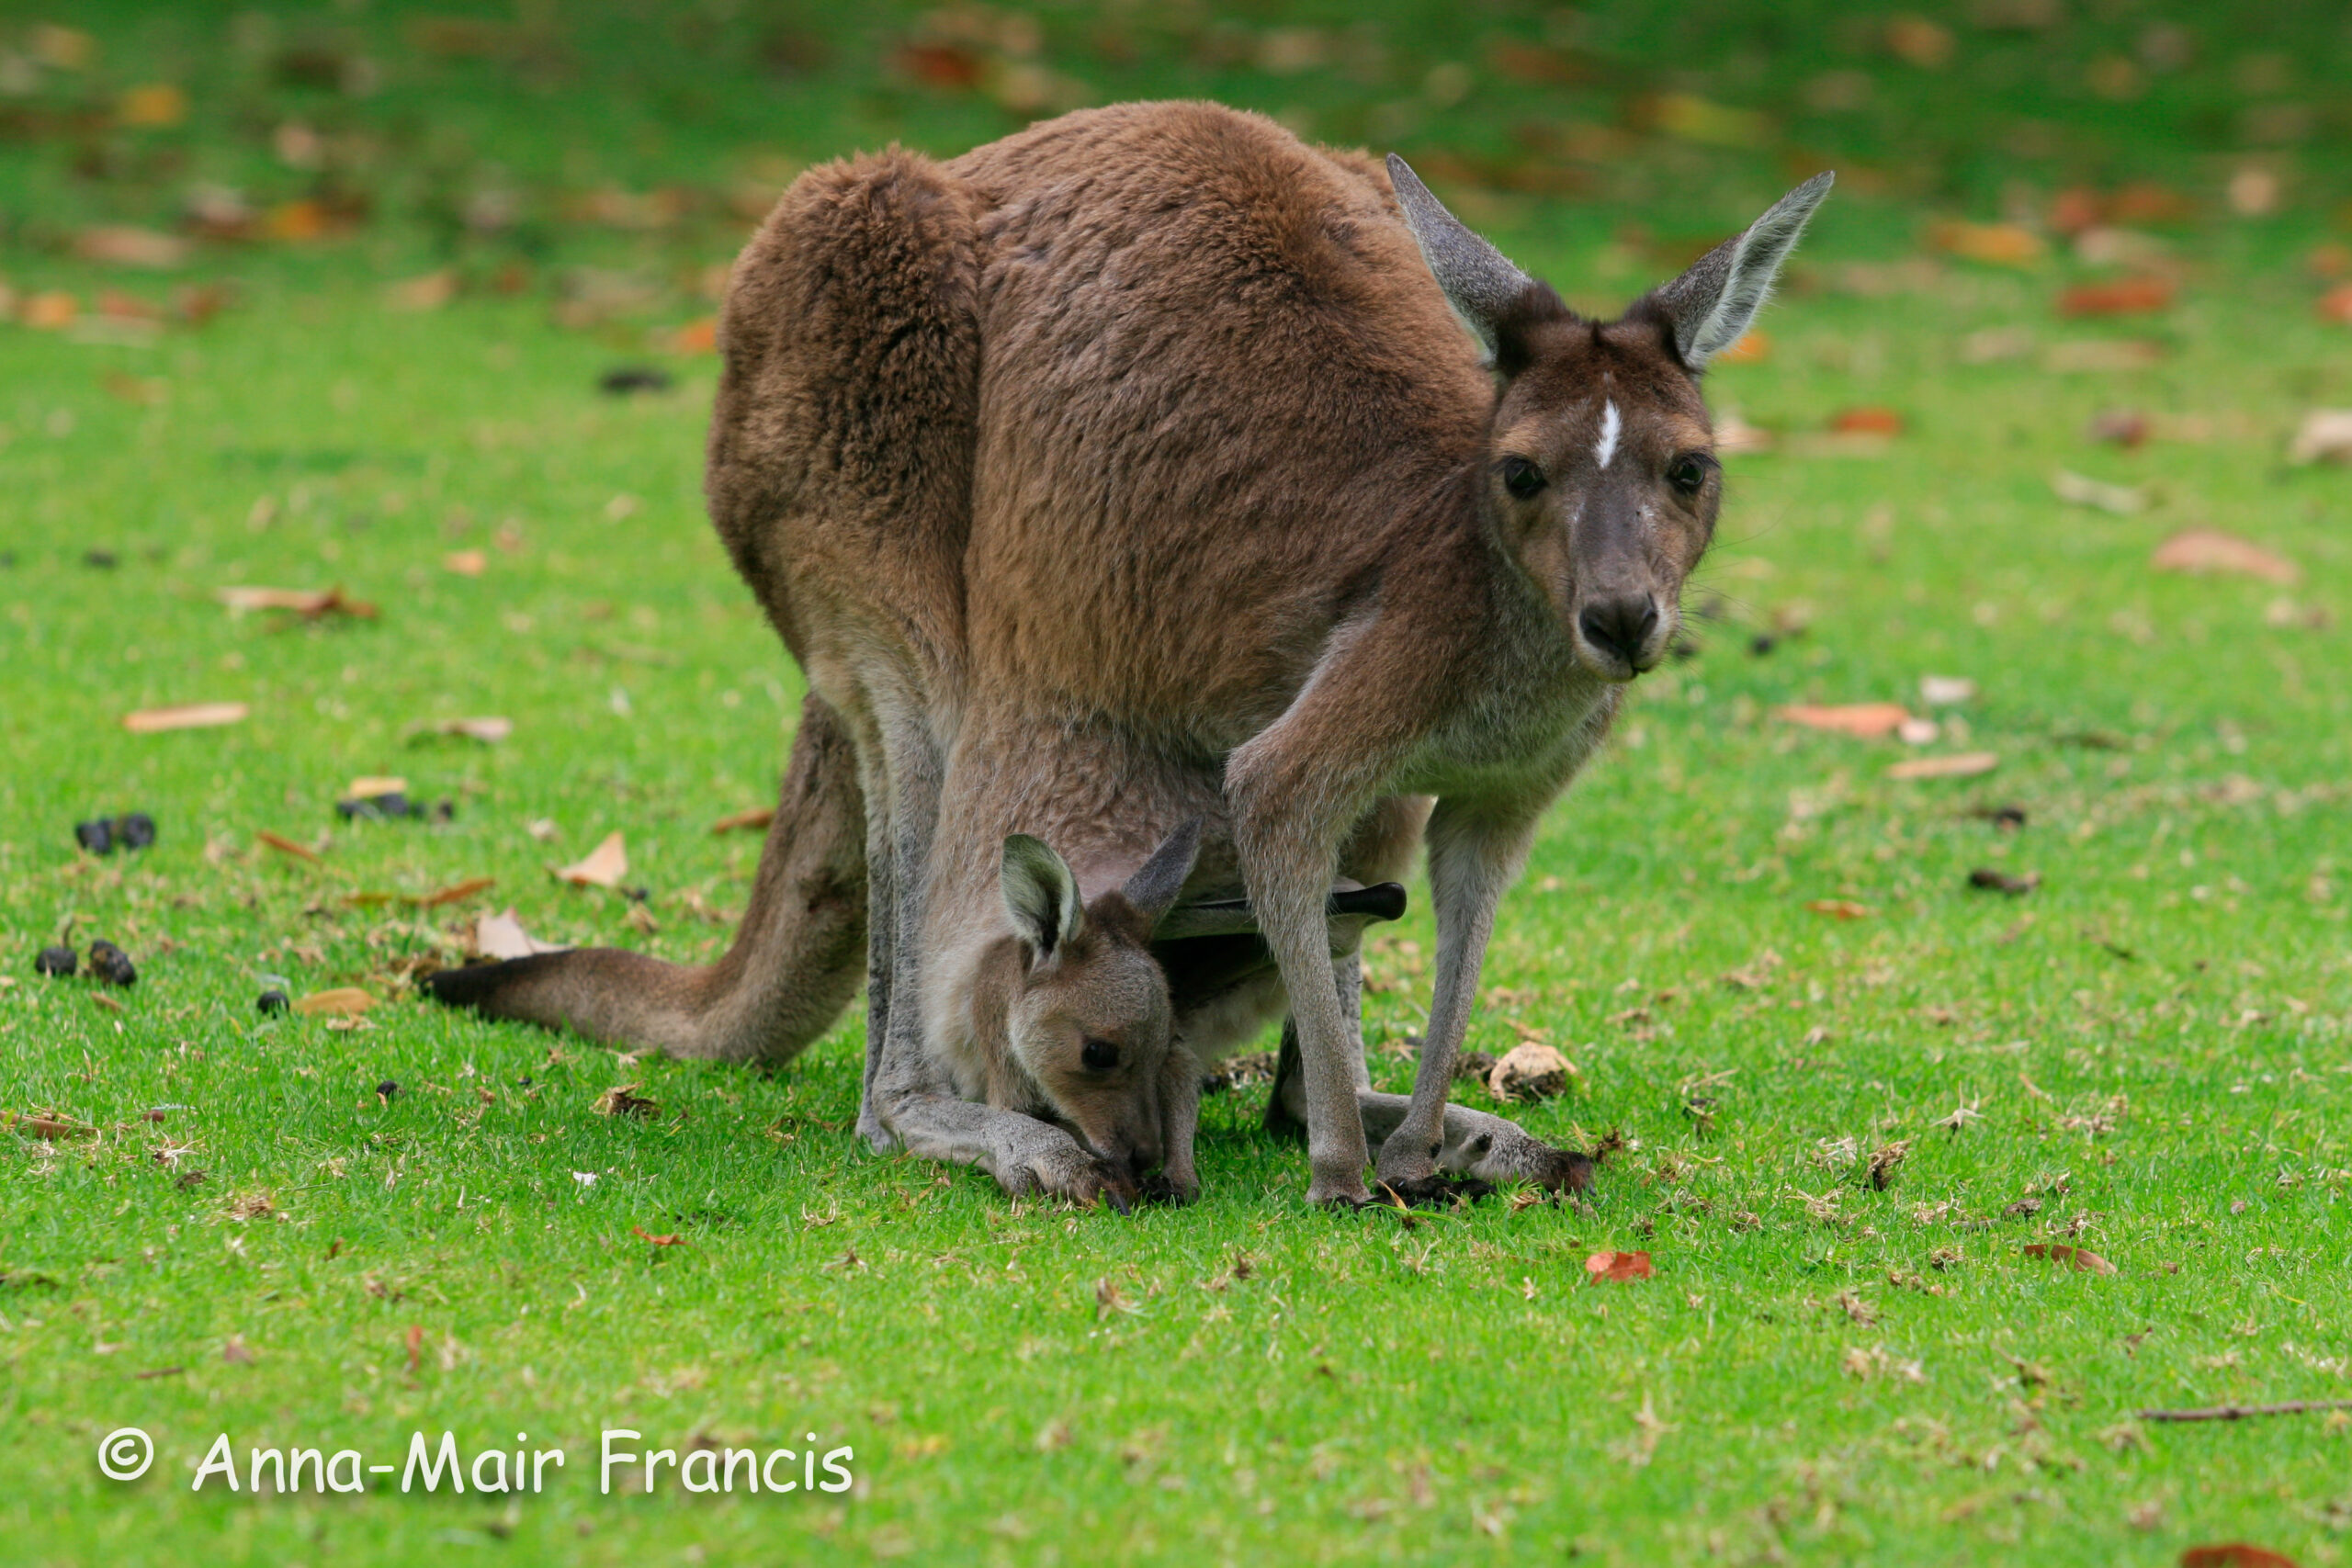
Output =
[
  {"x1": 1499, "y1": 456, "x2": 1546, "y2": 500},
  {"x1": 1667, "y1": 454, "x2": 1713, "y2": 497},
  {"x1": 1081, "y1": 1039, "x2": 1120, "y2": 1072}
]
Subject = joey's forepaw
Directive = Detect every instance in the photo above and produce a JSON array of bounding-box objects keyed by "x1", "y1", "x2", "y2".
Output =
[{"x1": 1380, "y1": 1173, "x2": 1495, "y2": 1210}]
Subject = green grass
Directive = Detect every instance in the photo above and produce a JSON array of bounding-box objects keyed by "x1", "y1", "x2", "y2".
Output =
[{"x1": 5, "y1": 3, "x2": 2352, "y2": 1563}]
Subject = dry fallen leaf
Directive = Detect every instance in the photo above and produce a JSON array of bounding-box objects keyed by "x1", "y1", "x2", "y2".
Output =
[
  {"x1": 388, "y1": 270, "x2": 459, "y2": 310},
  {"x1": 555, "y1": 831, "x2": 628, "y2": 888},
  {"x1": 1776, "y1": 703, "x2": 1913, "y2": 738},
  {"x1": 594, "y1": 1084, "x2": 661, "y2": 1119},
  {"x1": 1487, "y1": 1043, "x2": 1573, "y2": 1102},
  {"x1": 427, "y1": 716, "x2": 511, "y2": 744},
  {"x1": 74, "y1": 225, "x2": 189, "y2": 269},
  {"x1": 710, "y1": 807, "x2": 776, "y2": 835},
  {"x1": 254, "y1": 829, "x2": 321, "y2": 863},
  {"x1": 346, "y1": 775, "x2": 407, "y2": 799},
  {"x1": 2285, "y1": 410, "x2": 2352, "y2": 466},
  {"x1": 1886, "y1": 751, "x2": 2001, "y2": 781},
  {"x1": 1830, "y1": 405, "x2": 1905, "y2": 435},
  {"x1": 464, "y1": 908, "x2": 566, "y2": 961},
  {"x1": 292, "y1": 987, "x2": 375, "y2": 1018},
  {"x1": 217, "y1": 585, "x2": 377, "y2": 620},
  {"x1": 631, "y1": 1226, "x2": 684, "y2": 1247},
  {"x1": 403, "y1": 876, "x2": 495, "y2": 909},
  {"x1": 7, "y1": 1111, "x2": 98, "y2": 1140},
  {"x1": 1806, "y1": 899, "x2": 1873, "y2": 920},
  {"x1": 2043, "y1": 339, "x2": 2165, "y2": 373},
  {"x1": 2022, "y1": 1243, "x2": 2115, "y2": 1275},
  {"x1": 1918, "y1": 675, "x2": 1976, "y2": 706},
  {"x1": 443, "y1": 549, "x2": 488, "y2": 577},
  {"x1": 2051, "y1": 469, "x2": 2147, "y2": 514},
  {"x1": 1928, "y1": 220, "x2": 2045, "y2": 267},
  {"x1": 122, "y1": 702, "x2": 248, "y2": 734},
  {"x1": 1585, "y1": 1250, "x2": 1655, "y2": 1283},
  {"x1": 2058, "y1": 276, "x2": 2174, "y2": 316},
  {"x1": 2180, "y1": 1546, "x2": 2302, "y2": 1568},
  {"x1": 2152, "y1": 528, "x2": 2299, "y2": 585}
]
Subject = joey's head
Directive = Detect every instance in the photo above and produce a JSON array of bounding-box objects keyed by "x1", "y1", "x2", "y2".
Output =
[
  {"x1": 997, "y1": 818, "x2": 1204, "y2": 1184},
  {"x1": 1387, "y1": 155, "x2": 1833, "y2": 682}
]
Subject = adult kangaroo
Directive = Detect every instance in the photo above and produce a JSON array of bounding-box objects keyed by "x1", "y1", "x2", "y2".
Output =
[{"x1": 938, "y1": 103, "x2": 1828, "y2": 1205}]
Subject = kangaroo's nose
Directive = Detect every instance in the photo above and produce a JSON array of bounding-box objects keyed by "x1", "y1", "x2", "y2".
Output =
[{"x1": 1577, "y1": 594, "x2": 1660, "y2": 666}]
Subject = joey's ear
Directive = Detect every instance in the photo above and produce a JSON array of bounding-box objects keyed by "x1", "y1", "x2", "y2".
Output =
[
  {"x1": 1386, "y1": 153, "x2": 1567, "y2": 367},
  {"x1": 1123, "y1": 817, "x2": 1204, "y2": 933},
  {"x1": 1644, "y1": 171, "x2": 1833, "y2": 371},
  {"x1": 1001, "y1": 834, "x2": 1083, "y2": 962}
]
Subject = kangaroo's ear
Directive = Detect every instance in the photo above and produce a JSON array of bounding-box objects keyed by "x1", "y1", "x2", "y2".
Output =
[
  {"x1": 1386, "y1": 153, "x2": 1568, "y2": 367},
  {"x1": 1643, "y1": 171, "x2": 1833, "y2": 371},
  {"x1": 1001, "y1": 834, "x2": 1084, "y2": 963},
  {"x1": 1123, "y1": 817, "x2": 1204, "y2": 933}
]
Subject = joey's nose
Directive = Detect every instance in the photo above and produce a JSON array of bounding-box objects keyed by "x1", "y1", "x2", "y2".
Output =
[{"x1": 1577, "y1": 594, "x2": 1660, "y2": 668}]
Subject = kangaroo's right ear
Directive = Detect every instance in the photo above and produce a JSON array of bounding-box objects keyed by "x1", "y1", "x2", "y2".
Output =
[
  {"x1": 1386, "y1": 152, "x2": 1572, "y2": 369},
  {"x1": 1642, "y1": 171, "x2": 1833, "y2": 371},
  {"x1": 1002, "y1": 834, "x2": 1084, "y2": 964}
]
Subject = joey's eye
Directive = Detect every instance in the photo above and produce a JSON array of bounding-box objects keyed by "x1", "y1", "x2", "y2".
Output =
[
  {"x1": 1499, "y1": 456, "x2": 1546, "y2": 500},
  {"x1": 1667, "y1": 454, "x2": 1712, "y2": 497},
  {"x1": 1081, "y1": 1039, "x2": 1120, "y2": 1072}
]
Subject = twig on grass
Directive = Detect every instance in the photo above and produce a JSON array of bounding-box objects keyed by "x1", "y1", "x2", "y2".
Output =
[{"x1": 2133, "y1": 1399, "x2": 2352, "y2": 1423}]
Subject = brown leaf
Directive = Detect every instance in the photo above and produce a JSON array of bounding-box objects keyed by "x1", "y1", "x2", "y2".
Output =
[
  {"x1": 413, "y1": 876, "x2": 495, "y2": 908},
  {"x1": 217, "y1": 584, "x2": 377, "y2": 620},
  {"x1": 2059, "y1": 276, "x2": 2174, "y2": 316},
  {"x1": 254, "y1": 829, "x2": 320, "y2": 863},
  {"x1": 1806, "y1": 898, "x2": 1873, "y2": 920},
  {"x1": 443, "y1": 549, "x2": 488, "y2": 577},
  {"x1": 430, "y1": 715, "x2": 510, "y2": 743},
  {"x1": 554, "y1": 831, "x2": 628, "y2": 888},
  {"x1": 404, "y1": 1323, "x2": 424, "y2": 1373},
  {"x1": 122, "y1": 701, "x2": 248, "y2": 734},
  {"x1": 1928, "y1": 220, "x2": 2045, "y2": 267},
  {"x1": 1830, "y1": 405, "x2": 1905, "y2": 435},
  {"x1": 7, "y1": 1111, "x2": 97, "y2": 1140},
  {"x1": 2043, "y1": 339, "x2": 2165, "y2": 373},
  {"x1": 2152, "y1": 528, "x2": 2299, "y2": 585},
  {"x1": 1968, "y1": 867, "x2": 2041, "y2": 895},
  {"x1": 74, "y1": 225, "x2": 189, "y2": 269},
  {"x1": 1585, "y1": 1250, "x2": 1655, "y2": 1282},
  {"x1": 1885, "y1": 751, "x2": 2001, "y2": 781},
  {"x1": 221, "y1": 1335, "x2": 256, "y2": 1364},
  {"x1": 388, "y1": 270, "x2": 459, "y2": 310},
  {"x1": 293, "y1": 987, "x2": 374, "y2": 1018},
  {"x1": 2022, "y1": 1243, "x2": 2115, "y2": 1275},
  {"x1": 710, "y1": 807, "x2": 775, "y2": 835},
  {"x1": 594, "y1": 1084, "x2": 660, "y2": 1120},
  {"x1": 631, "y1": 1226, "x2": 684, "y2": 1247},
  {"x1": 2181, "y1": 1547, "x2": 2301, "y2": 1568},
  {"x1": 1776, "y1": 702, "x2": 1913, "y2": 738}
]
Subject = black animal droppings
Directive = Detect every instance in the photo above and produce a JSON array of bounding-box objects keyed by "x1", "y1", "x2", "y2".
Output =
[
  {"x1": 376, "y1": 1080, "x2": 400, "y2": 1101},
  {"x1": 84, "y1": 548, "x2": 119, "y2": 569},
  {"x1": 74, "y1": 819, "x2": 113, "y2": 854},
  {"x1": 1749, "y1": 633, "x2": 1778, "y2": 657},
  {"x1": 256, "y1": 989, "x2": 289, "y2": 1015},
  {"x1": 85, "y1": 940, "x2": 137, "y2": 986},
  {"x1": 336, "y1": 791, "x2": 416, "y2": 821},
  {"x1": 35, "y1": 945, "x2": 77, "y2": 977},
  {"x1": 114, "y1": 812, "x2": 157, "y2": 850},
  {"x1": 598, "y1": 365, "x2": 673, "y2": 395}
]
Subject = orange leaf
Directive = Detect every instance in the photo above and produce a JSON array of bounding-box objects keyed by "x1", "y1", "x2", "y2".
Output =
[
  {"x1": 631, "y1": 1226, "x2": 684, "y2": 1247},
  {"x1": 122, "y1": 701, "x2": 247, "y2": 734},
  {"x1": 2181, "y1": 1547, "x2": 2301, "y2": 1568},
  {"x1": 2058, "y1": 276, "x2": 2174, "y2": 316},
  {"x1": 1805, "y1": 898, "x2": 1872, "y2": 920},
  {"x1": 404, "y1": 1323, "x2": 424, "y2": 1373},
  {"x1": 413, "y1": 876, "x2": 495, "y2": 908},
  {"x1": 443, "y1": 549, "x2": 487, "y2": 577},
  {"x1": 1717, "y1": 330, "x2": 1770, "y2": 364},
  {"x1": 1830, "y1": 405, "x2": 1905, "y2": 435},
  {"x1": 554, "y1": 831, "x2": 628, "y2": 888},
  {"x1": 2317, "y1": 285, "x2": 2352, "y2": 325},
  {"x1": 710, "y1": 807, "x2": 775, "y2": 835},
  {"x1": 664, "y1": 316, "x2": 718, "y2": 355},
  {"x1": 2022, "y1": 1243, "x2": 2115, "y2": 1275},
  {"x1": 1885, "y1": 750, "x2": 2001, "y2": 781},
  {"x1": 1928, "y1": 220, "x2": 2045, "y2": 267},
  {"x1": 1774, "y1": 702, "x2": 1912, "y2": 738},
  {"x1": 74, "y1": 225, "x2": 188, "y2": 269},
  {"x1": 254, "y1": 829, "x2": 319, "y2": 863},
  {"x1": 1584, "y1": 1250, "x2": 1655, "y2": 1282},
  {"x1": 292, "y1": 987, "x2": 374, "y2": 1018},
  {"x1": 2152, "y1": 528, "x2": 2299, "y2": 585}
]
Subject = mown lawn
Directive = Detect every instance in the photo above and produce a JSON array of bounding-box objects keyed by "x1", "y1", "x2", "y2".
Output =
[{"x1": 4, "y1": 3, "x2": 2350, "y2": 1563}]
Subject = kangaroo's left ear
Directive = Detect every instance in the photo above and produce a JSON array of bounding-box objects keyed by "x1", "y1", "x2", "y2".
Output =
[{"x1": 1644, "y1": 172, "x2": 1834, "y2": 371}]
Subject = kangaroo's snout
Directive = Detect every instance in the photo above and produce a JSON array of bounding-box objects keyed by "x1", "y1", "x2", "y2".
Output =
[{"x1": 1576, "y1": 592, "x2": 1661, "y2": 673}]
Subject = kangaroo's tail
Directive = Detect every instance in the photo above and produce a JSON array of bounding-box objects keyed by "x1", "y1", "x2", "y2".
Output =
[{"x1": 424, "y1": 694, "x2": 867, "y2": 1064}]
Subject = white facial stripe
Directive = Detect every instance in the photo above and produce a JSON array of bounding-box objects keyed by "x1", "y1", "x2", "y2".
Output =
[{"x1": 1595, "y1": 400, "x2": 1621, "y2": 470}]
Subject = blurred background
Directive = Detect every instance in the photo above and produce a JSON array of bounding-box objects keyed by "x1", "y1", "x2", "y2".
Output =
[{"x1": 3, "y1": 0, "x2": 2349, "y2": 349}]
